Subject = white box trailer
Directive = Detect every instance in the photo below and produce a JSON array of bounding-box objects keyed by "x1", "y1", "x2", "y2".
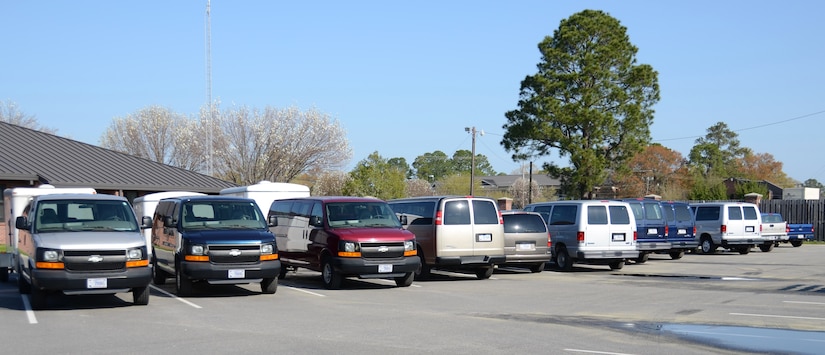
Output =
[
  {"x1": 219, "y1": 181, "x2": 310, "y2": 215},
  {"x1": 1, "y1": 185, "x2": 97, "y2": 282},
  {"x1": 132, "y1": 191, "x2": 205, "y2": 255}
]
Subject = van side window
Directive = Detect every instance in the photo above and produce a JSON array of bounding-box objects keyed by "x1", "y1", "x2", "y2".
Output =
[
  {"x1": 472, "y1": 200, "x2": 499, "y2": 225},
  {"x1": 643, "y1": 202, "x2": 663, "y2": 220},
  {"x1": 742, "y1": 206, "x2": 758, "y2": 220},
  {"x1": 291, "y1": 201, "x2": 313, "y2": 218},
  {"x1": 628, "y1": 203, "x2": 644, "y2": 220},
  {"x1": 271, "y1": 201, "x2": 292, "y2": 217},
  {"x1": 728, "y1": 206, "x2": 743, "y2": 220},
  {"x1": 695, "y1": 207, "x2": 720, "y2": 221},
  {"x1": 443, "y1": 200, "x2": 471, "y2": 225},
  {"x1": 588, "y1": 206, "x2": 608, "y2": 225},
  {"x1": 608, "y1": 206, "x2": 631, "y2": 225},
  {"x1": 549, "y1": 205, "x2": 576, "y2": 225}
]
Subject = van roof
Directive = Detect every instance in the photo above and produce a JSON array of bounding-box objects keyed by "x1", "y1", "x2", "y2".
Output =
[
  {"x1": 161, "y1": 195, "x2": 255, "y2": 203},
  {"x1": 274, "y1": 196, "x2": 385, "y2": 203},
  {"x1": 388, "y1": 195, "x2": 496, "y2": 202},
  {"x1": 34, "y1": 193, "x2": 126, "y2": 202},
  {"x1": 219, "y1": 181, "x2": 310, "y2": 194}
]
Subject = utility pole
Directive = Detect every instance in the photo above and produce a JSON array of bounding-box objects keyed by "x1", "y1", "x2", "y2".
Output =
[
  {"x1": 465, "y1": 127, "x2": 478, "y2": 196},
  {"x1": 205, "y1": 0, "x2": 213, "y2": 176}
]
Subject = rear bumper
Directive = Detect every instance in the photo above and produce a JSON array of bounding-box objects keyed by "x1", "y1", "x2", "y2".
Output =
[
  {"x1": 576, "y1": 250, "x2": 639, "y2": 261},
  {"x1": 667, "y1": 239, "x2": 699, "y2": 250},
  {"x1": 503, "y1": 253, "x2": 552, "y2": 264},
  {"x1": 636, "y1": 241, "x2": 672, "y2": 252},
  {"x1": 788, "y1": 234, "x2": 814, "y2": 241},
  {"x1": 436, "y1": 255, "x2": 506, "y2": 266}
]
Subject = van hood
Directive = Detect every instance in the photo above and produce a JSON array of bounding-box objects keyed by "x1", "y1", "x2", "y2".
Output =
[
  {"x1": 35, "y1": 231, "x2": 145, "y2": 250},
  {"x1": 332, "y1": 227, "x2": 415, "y2": 241},
  {"x1": 183, "y1": 230, "x2": 275, "y2": 244}
]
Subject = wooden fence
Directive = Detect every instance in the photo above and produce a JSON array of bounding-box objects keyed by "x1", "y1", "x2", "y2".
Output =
[{"x1": 759, "y1": 200, "x2": 824, "y2": 242}]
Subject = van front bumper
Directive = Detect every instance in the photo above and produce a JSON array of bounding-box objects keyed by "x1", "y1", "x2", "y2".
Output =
[
  {"x1": 32, "y1": 267, "x2": 152, "y2": 293},
  {"x1": 182, "y1": 260, "x2": 281, "y2": 282},
  {"x1": 333, "y1": 256, "x2": 420, "y2": 277}
]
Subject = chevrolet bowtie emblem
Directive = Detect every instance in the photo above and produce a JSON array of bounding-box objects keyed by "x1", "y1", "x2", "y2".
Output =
[
  {"x1": 378, "y1": 246, "x2": 389, "y2": 253},
  {"x1": 88, "y1": 255, "x2": 104, "y2": 263},
  {"x1": 229, "y1": 249, "x2": 242, "y2": 257}
]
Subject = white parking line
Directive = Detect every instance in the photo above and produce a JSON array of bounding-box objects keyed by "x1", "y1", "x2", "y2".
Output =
[
  {"x1": 563, "y1": 349, "x2": 637, "y2": 355},
  {"x1": 784, "y1": 300, "x2": 825, "y2": 306},
  {"x1": 730, "y1": 312, "x2": 825, "y2": 321},
  {"x1": 21, "y1": 295, "x2": 37, "y2": 324},
  {"x1": 150, "y1": 285, "x2": 202, "y2": 308},
  {"x1": 284, "y1": 286, "x2": 326, "y2": 297}
]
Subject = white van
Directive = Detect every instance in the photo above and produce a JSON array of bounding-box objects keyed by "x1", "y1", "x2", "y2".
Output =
[
  {"x1": 523, "y1": 200, "x2": 638, "y2": 271},
  {"x1": 220, "y1": 181, "x2": 310, "y2": 216},
  {"x1": 387, "y1": 196, "x2": 505, "y2": 280},
  {"x1": 691, "y1": 202, "x2": 764, "y2": 254},
  {"x1": 132, "y1": 191, "x2": 205, "y2": 255}
]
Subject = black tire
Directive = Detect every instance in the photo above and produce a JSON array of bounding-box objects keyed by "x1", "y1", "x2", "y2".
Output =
[
  {"x1": 395, "y1": 272, "x2": 414, "y2": 287},
  {"x1": 529, "y1": 262, "x2": 546, "y2": 273},
  {"x1": 261, "y1": 277, "x2": 278, "y2": 294},
  {"x1": 475, "y1": 267, "x2": 493, "y2": 280},
  {"x1": 152, "y1": 257, "x2": 167, "y2": 285},
  {"x1": 556, "y1": 247, "x2": 572, "y2": 271},
  {"x1": 759, "y1": 242, "x2": 774, "y2": 252},
  {"x1": 700, "y1": 237, "x2": 717, "y2": 254},
  {"x1": 609, "y1": 260, "x2": 625, "y2": 270},
  {"x1": 636, "y1": 252, "x2": 650, "y2": 264},
  {"x1": 175, "y1": 267, "x2": 193, "y2": 297},
  {"x1": 132, "y1": 286, "x2": 150, "y2": 305},
  {"x1": 0, "y1": 267, "x2": 8, "y2": 283},
  {"x1": 18, "y1": 265, "x2": 31, "y2": 295},
  {"x1": 791, "y1": 241, "x2": 803, "y2": 247},
  {"x1": 278, "y1": 265, "x2": 288, "y2": 279},
  {"x1": 30, "y1": 287, "x2": 47, "y2": 310},
  {"x1": 669, "y1": 251, "x2": 685, "y2": 260},
  {"x1": 414, "y1": 254, "x2": 430, "y2": 281},
  {"x1": 321, "y1": 258, "x2": 342, "y2": 289},
  {"x1": 738, "y1": 246, "x2": 751, "y2": 255}
]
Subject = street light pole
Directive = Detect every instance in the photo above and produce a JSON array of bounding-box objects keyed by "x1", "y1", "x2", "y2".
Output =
[{"x1": 465, "y1": 127, "x2": 477, "y2": 196}]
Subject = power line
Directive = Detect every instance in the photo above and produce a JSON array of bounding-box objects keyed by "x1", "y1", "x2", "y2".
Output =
[{"x1": 655, "y1": 109, "x2": 825, "y2": 143}]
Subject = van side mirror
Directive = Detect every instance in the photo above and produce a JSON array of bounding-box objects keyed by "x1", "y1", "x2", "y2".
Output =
[
  {"x1": 15, "y1": 216, "x2": 30, "y2": 230},
  {"x1": 399, "y1": 214, "x2": 408, "y2": 226},
  {"x1": 268, "y1": 215, "x2": 278, "y2": 227},
  {"x1": 140, "y1": 216, "x2": 152, "y2": 229},
  {"x1": 163, "y1": 216, "x2": 175, "y2": 228},
  {"x1": 310, "y1": 216, "x2": 323, "y2": 227}
]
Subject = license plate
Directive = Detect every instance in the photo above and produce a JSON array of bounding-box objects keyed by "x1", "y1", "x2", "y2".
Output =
[
  {"x1": 746, "y1": 226, "x2": 755, "y2": 232},
  {"x1": 612, "y1": 233, "x2": 625, "y2": 242},
  {"x1": 678, "y1": 229, "x2": 687, "y2": 235},
  {"x1": 378, "y1": 264, "x2": 393, "y2": 273},
  {"x1": 228, "y1": 269, "x2": 245, "y2": 278},
  {"x1": 87, "y1": 278, "x2": 107, "y2": 289},
  {"x1": 516, "y1": 242, "x2": 536, "y2": 251},
  {"x1": 477, "y1": 233, "x2": 492, "y2": 242},
  {"x1": 647, "y1": 228, "x2": 658, "y2": 235}
]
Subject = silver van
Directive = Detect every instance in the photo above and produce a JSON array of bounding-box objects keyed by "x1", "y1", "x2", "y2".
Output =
[
  {"x1": 387, "y1": 196, "x2": 505, "y2": 280},
  {"x1": 691, "y1": 202, "x2": 764, "y2": 254},
  {"x1": 523, "y1": 200, "x2": 638, "y2": 271}
]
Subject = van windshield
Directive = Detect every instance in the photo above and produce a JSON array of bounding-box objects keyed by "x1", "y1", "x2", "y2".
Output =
[
  {"x1": 35, "y1": 199, "x2": 139, "y2": 233},
  {"x1": 327, "y1": 202, "x2": 402, "y2": 228},
  {"x1": 181, "y1": 201, "x2": 266, "y2": 230}
]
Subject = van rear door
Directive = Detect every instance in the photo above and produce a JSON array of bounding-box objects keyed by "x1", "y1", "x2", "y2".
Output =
[{"x1": 470, "y1": 199, "x2": 504, "y2": 256}]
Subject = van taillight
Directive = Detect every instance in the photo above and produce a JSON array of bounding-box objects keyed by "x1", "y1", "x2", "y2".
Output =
[
  {"x1": 435, "y1": 211, "x2": 443, "y2": 225},
  {"x1": 498, "y1": 211, "x2": 504, "y2": 224},
  {"x1": 785, "y1": 226, "x2": 790, "y2": 233},
  {"x1": 633, "y1": 231, "x2": 637, "y2": 241},
  {"x1": 577, "y1": 231, "x2": 584, "y2": 242},
  {"x1": 693, "y1": 226, "x2": 696, "y2": 235},
  {"x1": 547, "y1": 233, "x2": 552, "y2": 248},
  {"x1": 720, "y1": 224, "x2": 727, "y2": 233},
  {"x1": 664, "y1": 225, "x2": 669, "y2": 235}
]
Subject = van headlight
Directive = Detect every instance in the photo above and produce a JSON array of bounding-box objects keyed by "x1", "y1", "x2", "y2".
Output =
[
  {"x1": 43, "y1": 250, "x2": 60, "y2": 262},
  {"x1": 127, "y1": 248, "x2": 143, "y2": 260},
  {"x1": 404, "y1": 240, "x2": 415, "y2": 251},
  {"x1": 260, "y1": 243, "x2": 274, "y2": 254},
  {"x1": 343, "y1": 242, "x2": 358, "y2": 253},
  {"x1": 190, "y1": 245, "x2": 205, "y2": 255}
]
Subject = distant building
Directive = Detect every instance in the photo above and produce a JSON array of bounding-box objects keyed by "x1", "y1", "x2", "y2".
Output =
[{"x1": 479, "y1": 174, "x2": 560, "y2": 195}]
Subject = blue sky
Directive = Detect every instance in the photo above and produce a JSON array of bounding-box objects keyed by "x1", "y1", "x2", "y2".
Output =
[{"x1": 2, "y1": 1, "x2": 824, "y2": 183}]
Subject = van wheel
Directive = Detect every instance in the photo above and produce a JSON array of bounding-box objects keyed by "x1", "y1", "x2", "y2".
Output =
[
  {"x1": 609, "y1": 260, "x2": 625, "y2": 270},
  {"x1": 261, "y1": 277, "x2": 278, "y2": 294},
  {"x1": 321, "y1": 259, "x2": 343, "y2": 289},
  {"x1": 759, "y1": 242, "x2": 774, "y2": 252},
  {"x1": 176, "y1": 267, "x2": 193, "y2": 296},
  {"x1": 556, "y1": 247, "x2": 572, "y2": 271},
  {"x1": 738, "y1": 246, "x2": 751, "y2": 255},
  {"x1": 700, "y1": 237, "x2": 717, "y2": 254},
  {"x1": 529, "y1": 262, "x2": 545, "y2": 273},
  {"x1": 132, "y1": 286, "x2": 150, "y2": 305},
  {"x1": 152, "y1": 256, "x2": 167, "y2": 285},
  {"x1": 669, "y1": 251, "x2": 685, "y2": 260},
  {"x1": 636, "y1": 252, "x2": 649, "y2": 264},
  {"x1": 475, "y1": 267, "x2": 493, "y2": 280},
  {"x1": 30, "y1": 287, "x2": 47, "y2": 310},
  {"x1": 278, "y1": 266, "x2": 288, "y2": 279},
  {"x1": 414, "y1": 254, "x2": 430, "y2": 281},
  {"x1": 791, "y1": 241, "x2": 803, "y2": 247},
  {"x1": 395, "y1": 272, "x2": 414, "y2": 287}
]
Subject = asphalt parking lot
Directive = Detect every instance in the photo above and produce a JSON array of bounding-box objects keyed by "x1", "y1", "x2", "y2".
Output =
[{"x1": 1, "y1": 244, "x2": 824, "y2": 355}]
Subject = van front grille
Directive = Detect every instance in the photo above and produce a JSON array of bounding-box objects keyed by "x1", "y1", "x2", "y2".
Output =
[
  {"x1": 208, "y1": 245, "x2": 261, "y2": 264},
  {"x1": 360, "y1": 242, "x2": 406, "y2": 259}
]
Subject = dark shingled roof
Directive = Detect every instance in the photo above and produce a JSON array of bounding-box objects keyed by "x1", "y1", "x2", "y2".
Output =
[{"x1": 0, "y1": 121, "x2": 237, "y2": 193}]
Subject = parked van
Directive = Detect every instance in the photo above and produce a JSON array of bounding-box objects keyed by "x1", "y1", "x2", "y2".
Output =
[
  {"x1": 132, "y1": 191, "x2": 205, "y2": 255},
  {"x1": 152, "y1": 196, "x2": 281, "y2": 296},
  {"x1": 691, "y1": 202, "x2": 764, "y2": 254},
  {"x1": 660, "y1": 201, "x2": 698, "y2": 259},
  {"x1": 523, "y1": 200, "x2": 638, "y2": 271},
  {"x1": 621, "y1": 198, "x2": 670, "y2": 263},
  {"x1": 269, "y1": 196, "x2": 419, "y2": 289},
  {"x1": 15, "y1": 193, "x2": 152, "y2": 309},
  {"x1": 220, "y1": 180, "x2": 310, "y2": 216},
  {"x1": 387, "y1": 196, "x2": 505, "y2": 280},
  {"x1": 2, "y1": 185, "x2": 97, "y2": 283},
  {"x1": 500, "y1": 211, "x2": 552, "y2": 273}
]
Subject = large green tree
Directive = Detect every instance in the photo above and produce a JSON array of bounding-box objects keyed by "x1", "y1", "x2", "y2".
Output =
[
  {"x1": 501, "y1": 10, "x2": 660, "y2": 199},
  {"x1": 688, "y1": 122, "x2": 747, "y2": 177},
  {"x1": 451, "y1": 149, "x2": 496, "y2": 177},
  {"x1": 343, "y1": 152, "x2": 406, "y2": 200},
  {"x1": 412, "y1": 150, "x2": 453, "y2": 181}
]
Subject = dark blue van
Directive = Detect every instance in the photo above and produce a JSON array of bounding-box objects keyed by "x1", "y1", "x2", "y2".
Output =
[
  {"x1": 660, "y1": 201, "x2": 698, "y2": 259},
  {"x1": 621, "y1": 198, "x2": 670, "y2": 263}
]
